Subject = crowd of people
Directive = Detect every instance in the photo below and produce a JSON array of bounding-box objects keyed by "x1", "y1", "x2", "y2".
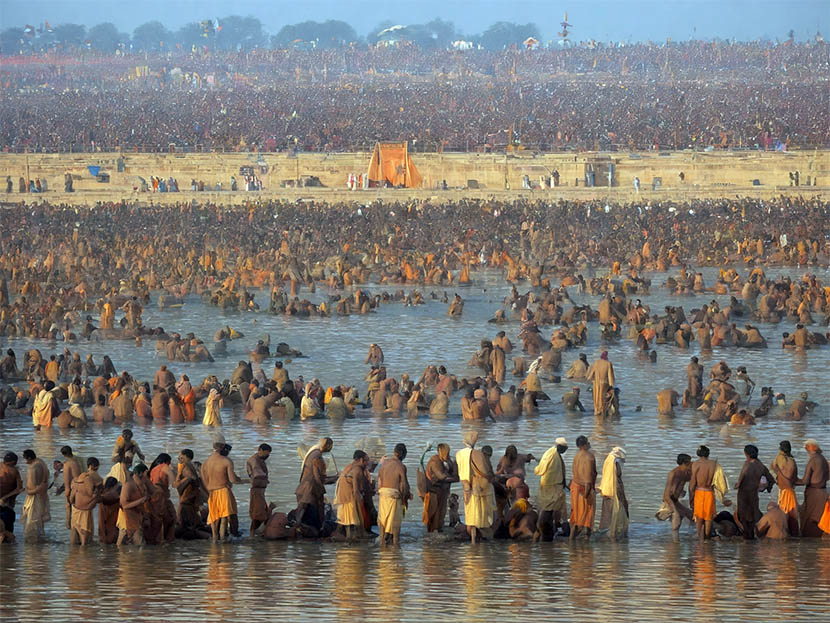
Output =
[
  {"x1": 0, "y1": 196, "x2": 827, "y2": 349},
  {"x1": 0, "y1": 195, "x2": 828, "y2": 338},
  {"x1": 1, "y1": 431, "x2": 827, "y2": 546},
  {"x1": 0, "y1": 190, "x2": 828, "y2": 547},
  {"x1": 1, "y1": 41, "x2": 828, "y2": 152},
  {"x1": 5, "y1": 39, "x2": 828, "y2": 83}
]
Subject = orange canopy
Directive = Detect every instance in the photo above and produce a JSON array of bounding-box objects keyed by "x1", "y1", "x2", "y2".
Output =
[{"x1": 367, "y1": 141, "x2": 422, "y2": 188}]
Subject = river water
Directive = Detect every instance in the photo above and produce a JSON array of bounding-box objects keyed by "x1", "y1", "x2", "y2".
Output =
[{"x1": 1, "y1": 266, "x2": 828, "y2": 622}]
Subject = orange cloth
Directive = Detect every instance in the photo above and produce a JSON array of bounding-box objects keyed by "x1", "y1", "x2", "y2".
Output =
[
  {"x1": 421, "y1": 492, "x2": 433, "y2": 527},
  {"x1": 819, "y1": 500, "x2": 830, "y2": 534},
  {"x1": 693, "y1": 489, "x2": 716, "y2": 521},
  {"x1": 778, "y1": 488, "x2": 797, "y2": 515},
  {"x1": 182, "y1": 389, "x2": 196, "y2": 421},
  {"x1": 116, "y1": 507, "x2": 142, "y2": 533},
  {"x1": 459, "y1": 266, "x2": 470, "y2": 284},
  {"x1": 367, "y1": 141, "x2": 422, "y2": 188},
  {"x1": 44, "y1": 361, "x2": 59, "y2": 382},
  {"x1": 207, "y1": 488, "x2": 236, "y2": 524},
  {"x1": 569, "y1": 483, "x2": 595, "y2": 528}
]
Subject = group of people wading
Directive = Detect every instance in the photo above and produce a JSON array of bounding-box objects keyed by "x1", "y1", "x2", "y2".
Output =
[{"x1": 1, "y1": 431, "x2": 827, "y2": 546}]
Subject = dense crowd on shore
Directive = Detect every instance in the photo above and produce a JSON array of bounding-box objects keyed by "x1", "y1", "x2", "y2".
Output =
[
  {"x1": 1, "y1": 41, "x2": 828, "y2": 152},
  {"x1": 5, "y1": 40, "x2": 827, "y2": 83},
  {"x1": 3, "y1": 81, "x2": 826, "y2": 153}
]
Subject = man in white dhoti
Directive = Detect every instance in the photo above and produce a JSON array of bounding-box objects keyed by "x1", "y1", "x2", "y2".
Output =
[
  {"x1": 21, "y1": 449, "x2": 50, "y2": 541},
  {"x1": 456, "y1": 432, "x2": 496, "y2": 543}
]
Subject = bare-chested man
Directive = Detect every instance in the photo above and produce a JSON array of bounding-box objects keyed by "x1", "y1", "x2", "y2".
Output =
[
  {"x1": 797, "y1": 439, "x2": 829, "y2": 537},
  {"x1": 494, "y1": 445, "x2": 535, "y2": 517},
  {"x1": 21, "y1": 449, "x2": 50, "y2": 541},
  {"x1": 61, "y1": 446, "x2": 84, "y2": 530},
  {"x1": 757, "y1": 502, "x2": 789, "y2": 539},
  {"x1": 0, "y1": 452, "x2": 24, "y2": 537},
  {"x1": 502, "y1": 492, "x2": 539, "y2": 540},
  {"x1": 148, "y1": 453, "x2": 177, "y2": 543},
  {"x1": 201, "y1": 442, "x2": 248, "y2": 542},
  {"x1": 683, "y1": 356, "x2": 704, "y2": 407},
  {"x1": 377, "y1": 443, "x2": 411, "y2": 546},
  {"x1": 562, "y1": 387, "x2": 585, "y2": 412},
  {"x1": 569, "y1": 435, "x2": 597, "y2": 540},
  {"x1": 689, "y1": 445, "x2": 717, "y2": 539},
  {"x1": 69, "y1": 457, "x2": 103, "y2": 545},
  {"x1": 117, "y1": 463, "x2": 148, "y2": 545},
  {"x1": 153, "y1": 365, "x2": 175, "y2": 392},
  {"x1": 495, "y1": 445, "x2": 536, "y2": 480},
  {"x1": 93, "y1": 394, "x2": 115, "y2": 423},
  {"x1": 246, "y1": 444, "x2": 271, "y2": 535},
  {"x1": 770, "y1": 440, "x2": 799, "y2": 536},
  {"x1": 657, "y1": 388, "x2": 680, "y2": 416},
  {"x1": 658, "y1": 454, "x2": 693, "y2": 532},
  {"x1": 112, "y1": 430, "x2": 145, "y2": 464}
]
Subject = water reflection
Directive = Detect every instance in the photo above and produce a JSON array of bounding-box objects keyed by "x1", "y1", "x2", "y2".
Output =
[
  {"x1": 461, "y1": 548, "x2": 489, "y2": 618},
  {"x1": 333, "y1": 546, "x2": 369, "y2": 621},
  {"x1": 506, "y1": 542, "x2": 531, "y2": 610},
  {"x1": 20, "y1": 546, "x2": 53, "y2": 620},
  {"x1": 691, "y1": 544, "x2": 718, "y2": 618},
  {"x1": 567, "y1": 543, "x2": 595, "y2": 610},
  {"x1": 65, "y1": 547, "x2": 98, "y2": 620},
  {"x1": 760, "y1": 542, "x2": 799, "y2": 619},
  {"x1": 205, "y1": 545, "x2": 234, "y2": 619},
  {"x1": 376, "y1": 548, "x2": 406, "y2": 620},
  {"x1": 1, "y1": 267, "x2": 829, "y2": 621}
]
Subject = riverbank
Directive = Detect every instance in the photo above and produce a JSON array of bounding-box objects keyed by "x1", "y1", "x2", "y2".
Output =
[{"x1": 1, "y1": 150, "x2": 828, "y2": 206}]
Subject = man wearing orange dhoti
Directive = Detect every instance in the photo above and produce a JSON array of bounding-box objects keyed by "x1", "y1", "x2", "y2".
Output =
[{"x1": 569, "y1": 435, "x2": 596, "y2": 540}]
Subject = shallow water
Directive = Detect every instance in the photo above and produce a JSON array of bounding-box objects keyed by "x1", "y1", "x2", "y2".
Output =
[{"x1": 1, "y1": 266, "x2": 829, "y2": 622}]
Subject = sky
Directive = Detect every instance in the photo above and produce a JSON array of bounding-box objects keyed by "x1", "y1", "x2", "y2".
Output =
[{"x1": 0, "y1": 0, "x2": 826, "y2": 42}]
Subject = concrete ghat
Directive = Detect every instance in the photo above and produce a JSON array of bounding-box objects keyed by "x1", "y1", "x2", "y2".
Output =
[{"x1": 1, "y1": 150, "x2": 828, "y2": 205}]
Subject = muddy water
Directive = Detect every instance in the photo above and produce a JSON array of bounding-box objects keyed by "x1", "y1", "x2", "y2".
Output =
[{"x1": 1, "y1": 266, "x2": 828, "y2": 622}]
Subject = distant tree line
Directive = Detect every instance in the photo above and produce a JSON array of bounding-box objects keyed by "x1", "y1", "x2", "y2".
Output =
[{"x1": 0, "y1": 16, "x2": 542, "y2": 54}]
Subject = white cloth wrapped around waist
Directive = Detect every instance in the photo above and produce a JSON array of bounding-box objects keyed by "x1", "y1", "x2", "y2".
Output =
[
  {"x1": 379, "y1": 487, "x2": 402, "y2": 500},
  {"x1": 377, "y1": 487, "x2": 404, "y2": 532}
]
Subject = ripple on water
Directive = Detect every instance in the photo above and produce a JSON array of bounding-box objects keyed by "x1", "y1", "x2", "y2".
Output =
[{"x1": 1, "y1": 266, "x2": 829, "y2": 622}]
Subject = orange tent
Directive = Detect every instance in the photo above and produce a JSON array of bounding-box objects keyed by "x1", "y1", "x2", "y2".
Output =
[{"x1": 367, "y1": 141, "x2": 422, "y2": 188}]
